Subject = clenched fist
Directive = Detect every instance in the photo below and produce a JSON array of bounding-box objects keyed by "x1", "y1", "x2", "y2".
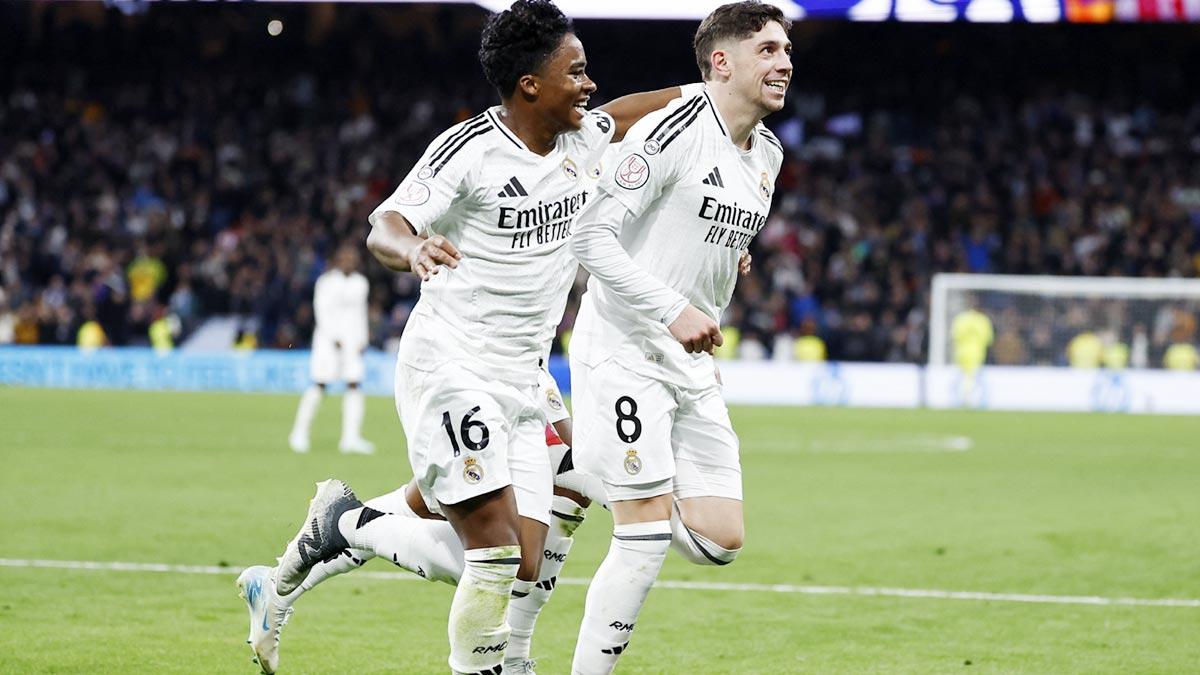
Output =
[{"x1": 668, "y1": 304, "x2": 723, "y2": 355}]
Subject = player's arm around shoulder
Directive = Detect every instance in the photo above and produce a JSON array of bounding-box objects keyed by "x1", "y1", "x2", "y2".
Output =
[
  {"x1": 598, "y1": 83, "x2": 703, "y2": 142},
  {"x1": 572, "y1": 104, "x2": 719, "y2": 355}
]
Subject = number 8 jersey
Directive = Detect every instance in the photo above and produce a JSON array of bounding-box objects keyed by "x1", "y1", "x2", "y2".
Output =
[{"x1": 572, "y1": 91, "x2": 784, "y2": 390}]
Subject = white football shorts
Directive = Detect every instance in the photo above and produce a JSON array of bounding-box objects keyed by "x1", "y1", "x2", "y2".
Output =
[
  {"x1": 311, "y1": 335, "x2": 365, "y2": 384},
  {"x1": 396, "y1": 361, "x2": 552, "y2": 526},
  {"x1": 569, "y1": 356, "x2": 742, "y2": 503},
  {"x1": 536, "y1": 366, "x2": 570, "y2": 425}
]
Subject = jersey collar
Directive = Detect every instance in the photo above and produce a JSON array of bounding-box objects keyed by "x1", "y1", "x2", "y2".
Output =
[
  {"x1": 485, "y1": 107, "x2": 564, "y2": 157},
  {"x1": 702, "y1": 89, "x2": 757, "y2": 154}
]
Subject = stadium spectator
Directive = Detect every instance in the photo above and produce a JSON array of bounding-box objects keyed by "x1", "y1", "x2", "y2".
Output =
[
  {"x1": 793, "y1": 317, "x2": 827, "y2": 362},
  {"x1": 1163, "y1": 341, "x2": 1199, "y2": 370},
  {"x1": 1067, "y1": 330, "x2": 1104, "y2": 368},
  {"x1": 1100, "y1": 330, "x2": 1130, "y2": 370}
]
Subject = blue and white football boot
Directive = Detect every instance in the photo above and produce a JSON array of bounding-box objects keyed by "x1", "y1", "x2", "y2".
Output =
[{"x1": 236, "y1": 565, "x2": 293, "y2": 674}]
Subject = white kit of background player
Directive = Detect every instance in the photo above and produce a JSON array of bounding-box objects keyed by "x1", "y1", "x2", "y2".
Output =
[{"x1": 288, "y1": 245, "x2": 376, "y2": 455}]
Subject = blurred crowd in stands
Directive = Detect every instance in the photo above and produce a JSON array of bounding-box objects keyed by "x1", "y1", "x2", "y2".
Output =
[{"x1": 1, "y1": 4, "x2": 1198, "y2": 366}]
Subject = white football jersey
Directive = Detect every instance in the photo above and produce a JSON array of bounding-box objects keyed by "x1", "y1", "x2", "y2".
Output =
[
  {"x1": 572, "y1": 90, "x2": 784, "y2": 388},
  {"x1": 312, "y1": 269, "x2": 370, "y2": 349},
  {"x1": 371, "y1": 107, "x2": 615, "y2": 385}
]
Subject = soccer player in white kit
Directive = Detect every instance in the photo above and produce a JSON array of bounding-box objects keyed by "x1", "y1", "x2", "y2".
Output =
[
  {"x1": 264, "y1": 3, "x2": 696, "y2": 674},
  {"x1": 287, "y1": 244, "x2": 376, "y2": 455},
  {"x1": 566, "y1": 3, "x2": 791, "y2": 672}
]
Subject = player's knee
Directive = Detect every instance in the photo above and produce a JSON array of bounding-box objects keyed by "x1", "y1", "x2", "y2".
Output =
[
  {"x1": 553, "y1": 484, "x2": 591, "y2": 510},
  {"x1": 550, "y1": 493, "x2": 588, "y2": 538},
  {"x1": 707, "y1": 528, "x2": 743, "y2": 553},
  {"x1": 463, "y1": 544, "x2": 522, "y2": 587},
  {"x1": 671, "y1": 518, "x2": 742, "y2": 566},
  {"x1": 517, "y1": 548, "x2": 541, "y2": 582}
]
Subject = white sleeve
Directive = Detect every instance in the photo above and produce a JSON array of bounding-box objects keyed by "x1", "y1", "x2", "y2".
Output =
[
  {"x1": 582, "y1": 110, "x2": 616, "y2": 148},
  {"x1": 571, "y1": 197, "x2": 689, "y2": 325},
  {"x1": 312, "y1": 275, "x2": 333, "y2": 332},
  {"x1": 569, "y1": 110, "x2": 693, "y2": 325},
  {"x1": 368, "y1": 122, "x2": 478, "y2": 234},
  {"x1": 350, "y1": 276, "x2": 371, "y2": 348}
]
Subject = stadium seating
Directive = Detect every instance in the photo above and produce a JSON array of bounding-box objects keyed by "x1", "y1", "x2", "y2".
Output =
[{"x1": 2, "y1": 5, "x2": 1197, "y2": 364}]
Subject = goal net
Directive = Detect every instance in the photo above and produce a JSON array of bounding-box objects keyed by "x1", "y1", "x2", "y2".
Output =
[{"x1": 928, "y1": 274, "x2": 1200, "y2": 370}]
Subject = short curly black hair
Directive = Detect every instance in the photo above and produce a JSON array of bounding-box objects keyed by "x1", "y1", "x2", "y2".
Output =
[{"x1": 479, "y1": 0, "x2": 574, "y2": 97}]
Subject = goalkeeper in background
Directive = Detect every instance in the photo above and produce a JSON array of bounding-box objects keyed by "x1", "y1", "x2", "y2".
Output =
[{"x1": 952, "y1": 298, "x2": 993, "y2": 406}]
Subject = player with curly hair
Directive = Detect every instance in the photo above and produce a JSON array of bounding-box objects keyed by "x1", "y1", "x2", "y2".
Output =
[{"x1": 238, "y1": 2, "x2": 701, "y2": 674}]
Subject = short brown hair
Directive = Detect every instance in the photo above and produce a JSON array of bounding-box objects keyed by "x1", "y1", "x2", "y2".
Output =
[{"x1": 693, "y1": 1, "x2": 792, "y2": 80}]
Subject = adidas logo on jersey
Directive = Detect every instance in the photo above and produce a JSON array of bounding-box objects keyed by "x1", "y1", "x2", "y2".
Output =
[
  {"x1": 497, "y1": 176, "x2": 529, "y2": 198},
  {"x1": 701, "y1": 166, "x2": 724, "y2": 188}
]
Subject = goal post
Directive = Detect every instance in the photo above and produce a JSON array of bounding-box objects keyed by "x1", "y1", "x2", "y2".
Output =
[{"x1": 929, "y1": 273, "x2": 1200, "y2": 369}]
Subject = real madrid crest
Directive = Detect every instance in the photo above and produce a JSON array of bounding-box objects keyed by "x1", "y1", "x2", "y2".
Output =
[
  {"x1": 463, "y1": 457, "x2": 484, "y2": 484},
  {"x1": 417, "y1": 165, "x2": 435, "y2": 180},
  {"x1": 588, "y1": 162, "x2": 602, "y2": 180},
  {"x1": 546, "y1": 390, "x2": 564, "y2": 412},
  {"x1": 643, "y1": 139, "x2": 661, "y2": 155},
  {"x1": 623, "y1": 448, "x2": 642, "y2": 475},
  {"x1": 758, "y1": 171, "x2": 772, "y2": 202},
  {"x1": 561, "y1": 157, "x2": 580, "y2": 181}
]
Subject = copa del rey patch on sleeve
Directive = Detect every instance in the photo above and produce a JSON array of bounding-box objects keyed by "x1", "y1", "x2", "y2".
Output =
[
  {"x1": 394, "y1": 181, "x2": 430, "y2": 206},
  {"x1": 614, "y1": 153, "x2": 650, "y2": 190}
]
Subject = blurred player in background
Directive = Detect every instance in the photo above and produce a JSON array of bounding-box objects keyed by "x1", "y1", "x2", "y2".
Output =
[
  {"x1": 260, "y1": 2, "x2": 698, "y2": 674},
  {"x1": 566, "y1": 2, "x2": 790, "y2": 671},
  {"x1": 287, "y1": 244, "x2": 375, "y2": 455},
  {"x1": 951, "y1": 296, "x2": 994, "y2": 405}
]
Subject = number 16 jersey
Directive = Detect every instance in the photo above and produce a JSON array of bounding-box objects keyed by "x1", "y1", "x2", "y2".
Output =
[{"x1": 371, "y1": 107, "x2": 616, "y2": 386}]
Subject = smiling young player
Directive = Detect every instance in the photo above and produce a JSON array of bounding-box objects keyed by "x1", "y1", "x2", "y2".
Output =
[
  {"x1": 251, "y1": 2, "x2": 697, "y2": 674},
  {"x1": 566, "y1": 2, "x2": 791, "y2": 672}
]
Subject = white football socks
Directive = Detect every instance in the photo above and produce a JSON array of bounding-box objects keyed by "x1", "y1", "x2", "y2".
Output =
[
  {"x1": 341, "y1": 388, "x2": 365, "y2": 444},
  {"x1": 505, "y1": 495, "x2": 587, "y2": 665},
  {"x1": 337, "y1": 505, "x2": 464, "y2": 585},
  {"x1": 669, "y1": 502, "x2": 741, "y2": 566},
  {"x1": 281, "y1": 489, "x2": 420, "y2": 605},
  {"x1": 551, "y1": 444, "x2": 610, "y2": 509},
  {"x1": 505, "y1": 577, "x2": 539, "y2": 666},
  {"x1": 571, "y1": 520, "x2": 671, "y2": 675},
  {"x1": 282, "y1": 549, "x2": 364, "y2": 606},
  {"x1": 449, "y1": 545, "x2": 521, "y2": 675},
  {"x1": 291, "y1": 385, "x2": 322, "y2": 440}
]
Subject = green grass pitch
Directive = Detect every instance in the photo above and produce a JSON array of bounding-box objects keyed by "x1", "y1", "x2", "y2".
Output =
[{"x1": 1, "y1": 387, "x2": 1198, "y2": 673}]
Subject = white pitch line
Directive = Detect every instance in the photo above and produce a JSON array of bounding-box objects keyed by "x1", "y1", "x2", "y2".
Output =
[{"x1": 2, "y1": 558, "x2": 1197, "y2": 608}]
